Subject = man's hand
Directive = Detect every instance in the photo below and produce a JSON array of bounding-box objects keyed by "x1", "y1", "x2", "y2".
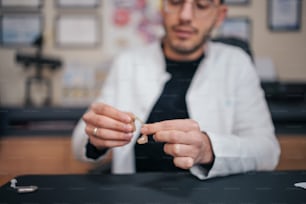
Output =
[
  {"x1": 141, "y1": 119, "x2": 214, "y2": 170},
  {"x1": 82, "y1": 103, "x2": 135, "y2": 150}
]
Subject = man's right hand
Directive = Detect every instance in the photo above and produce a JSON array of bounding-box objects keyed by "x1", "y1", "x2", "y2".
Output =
[{"x1": 82, "y1": 103, "x2": 135, "y2": 150}]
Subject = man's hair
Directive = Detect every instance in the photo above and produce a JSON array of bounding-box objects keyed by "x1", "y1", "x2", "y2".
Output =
[{"x1": 220, "y1": 0, "x2": 224, "y2": 4}]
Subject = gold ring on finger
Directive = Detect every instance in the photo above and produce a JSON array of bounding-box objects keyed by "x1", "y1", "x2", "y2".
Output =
[{"x1": 93, "y1": 127, "x2": 99, "y2": 137}]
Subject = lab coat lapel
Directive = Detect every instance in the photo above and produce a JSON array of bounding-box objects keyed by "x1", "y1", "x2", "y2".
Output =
[{"x1": 112, "y1": 43, "x2": 170, "y2": 174}]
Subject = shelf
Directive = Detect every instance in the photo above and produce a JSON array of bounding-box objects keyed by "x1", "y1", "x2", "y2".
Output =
[{"x1": 0, "y1": 107, "x2": 87, "y2": 136}]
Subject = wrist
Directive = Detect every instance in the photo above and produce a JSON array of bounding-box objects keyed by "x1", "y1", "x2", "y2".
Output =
[
  {"x1": 86, "y1": 140, "x2": 108, "y2": 159},
  {"x1": 199, "y1": 131, "x2": 214, "y2": 165}
]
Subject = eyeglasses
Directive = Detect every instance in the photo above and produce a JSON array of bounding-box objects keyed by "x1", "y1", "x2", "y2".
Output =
[{"x1": 163, "y1": 0, "x2": 217, "y2": 18}]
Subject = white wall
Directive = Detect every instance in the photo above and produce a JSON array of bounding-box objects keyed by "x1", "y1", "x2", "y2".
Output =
[
  {"x1": 227, "y1": 1, "x2": 306, "y2": 81},
  {"x1": 0, "y1": 1, "x2": 305, "y2": 106}
]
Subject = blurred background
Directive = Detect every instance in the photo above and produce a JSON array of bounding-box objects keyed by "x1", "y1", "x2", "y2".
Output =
[{"x1": 0, "y1": 0, "x2": 305, "y2": 185}]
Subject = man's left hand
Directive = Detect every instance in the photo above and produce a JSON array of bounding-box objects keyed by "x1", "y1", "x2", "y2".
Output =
[{"x1": 141, "y1": 119, "x2": 214, "y2": 170}]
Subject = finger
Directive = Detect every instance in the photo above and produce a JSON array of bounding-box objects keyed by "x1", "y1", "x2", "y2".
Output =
[
  {"x1": 86, "y1": 125, "x2": 133, "y2": 141},
  {"x1": 164, "y1": 144, "x2": 198, "y2": 158},
  {"x1": 83, "y1": 111, "x2": 134, "y2": 133},
  {"x1": 126, "y1": 113, "x2": 137, "y2": 130},
  {"x1": 126, "y1": 112, "x2": 136, "y2": 122},
  {"x1": 89, "y1": 135, "x2": 130, "y2": 149},
  {"x1": 141, "y1": 119, "x2": 200, "y2": 135},
  {"x1": 173, "y1": 157, "x2": 194, "y2": 170},
  {"x1": 91, "y1": 103, "x2": 133, "y2": 123},
  {"x1": 153, "y1": 130, "x2": 193, "y2": 144}
]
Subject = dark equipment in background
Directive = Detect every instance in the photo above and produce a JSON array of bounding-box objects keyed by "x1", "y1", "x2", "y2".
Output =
[
  {"x1": 15, "y1": 35, "x2": 62, "y2": 106},
  {"x1": 212, "y1": 36, "x2": 253, "y2": 61}
]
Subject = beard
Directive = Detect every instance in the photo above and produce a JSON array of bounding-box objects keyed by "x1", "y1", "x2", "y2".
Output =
[
  {"x1": 167, "y1": 33, "x2": 210, "y2": 55},
  {"x1": 163, "y1": 20, "x2": 217, "y2": 55}
]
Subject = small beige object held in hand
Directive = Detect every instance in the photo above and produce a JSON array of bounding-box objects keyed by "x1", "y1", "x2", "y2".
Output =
[
  {"x1": 134, "y1": 115, "x2": 148, "y2": 145},
  {"x1": 137, "y1": 134, "x2": 148, "y2": 144}
]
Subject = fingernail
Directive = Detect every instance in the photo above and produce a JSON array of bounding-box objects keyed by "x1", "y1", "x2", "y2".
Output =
[
  {"x1": 126, "y1": 115, "x2": 132, "y2": 123},
  {"x1": 126, "y1": 133, "x2": 133, "y2": 139},
  {"x1": 126, "y1": 124, "x2": 133, "y2": 131}
]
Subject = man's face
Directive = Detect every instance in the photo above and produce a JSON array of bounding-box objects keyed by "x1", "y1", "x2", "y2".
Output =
[{"x1": 162, "y1": 0, "x2": 226, "y2": 55}]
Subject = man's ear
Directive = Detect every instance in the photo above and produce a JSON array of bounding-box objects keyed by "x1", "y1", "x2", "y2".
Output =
[{"x1": 215, "y1": 5, "x2": 228, "y2": 28}]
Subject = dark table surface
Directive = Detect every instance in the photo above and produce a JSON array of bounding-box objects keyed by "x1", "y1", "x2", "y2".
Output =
[{"x1": 0, "y1": 171, "x2": 305, "y2": 204}]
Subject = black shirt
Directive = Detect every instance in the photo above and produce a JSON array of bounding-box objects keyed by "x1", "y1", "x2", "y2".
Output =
[{"x1": 135, "y1": 54, "x2": 204, "y2": 172}]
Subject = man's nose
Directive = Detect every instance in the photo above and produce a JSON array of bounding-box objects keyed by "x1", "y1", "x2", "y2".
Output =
[{"x1": 179, "y1": 1, "x2": 194, "y2": 22}]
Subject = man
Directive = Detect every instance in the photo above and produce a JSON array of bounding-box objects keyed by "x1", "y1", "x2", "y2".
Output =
[{"x1": 72, "y1": 0, "x2": 280, "y2": 180}]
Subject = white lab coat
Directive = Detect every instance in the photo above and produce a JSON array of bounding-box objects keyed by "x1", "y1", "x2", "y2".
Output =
[{"x1": 72, "y1": 41, "x2": 280, "y2": 180}]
